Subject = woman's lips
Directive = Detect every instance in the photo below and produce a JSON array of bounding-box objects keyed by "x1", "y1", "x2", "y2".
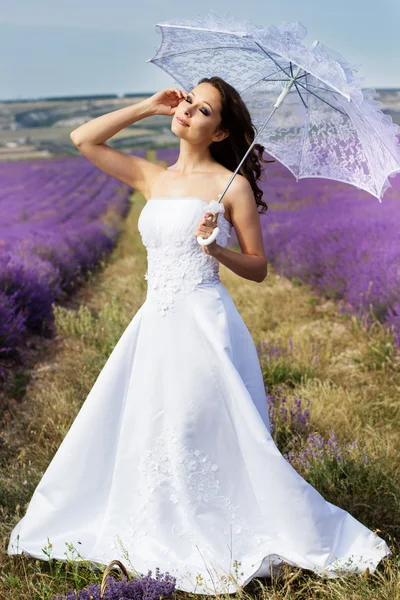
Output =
[{"x1": 176, "y1": 117, "x2": 189, "y2": 126}]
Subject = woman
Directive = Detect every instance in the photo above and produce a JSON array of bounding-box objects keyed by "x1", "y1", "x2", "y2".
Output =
[{"x1": 7, "y1": 77, "x2": 392, "y2": 595}]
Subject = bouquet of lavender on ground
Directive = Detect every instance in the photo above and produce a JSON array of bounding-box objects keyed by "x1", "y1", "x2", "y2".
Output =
[{"x1": 51, "y1": 566, "x2": 177, "y2": 600}]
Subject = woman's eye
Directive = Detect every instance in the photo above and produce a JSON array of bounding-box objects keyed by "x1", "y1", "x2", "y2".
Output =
[{"x1": 185, "y1": 96, "x2": 209, "y2": 116}]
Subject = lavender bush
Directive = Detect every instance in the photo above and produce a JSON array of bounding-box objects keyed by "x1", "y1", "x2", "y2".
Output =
[
  {"x1": 255, "y1": 151, "x2": 400, "y2": 346},
  {"x1": 264, "y1": 382, "x2": 311, "y2": 454},
  {"x1": 284, "y1": 429, "x2": 360, "y2": 476},
  {"x1": 265, "y1": 381, "x2": 365, "y2": 474},
  {"x1": 0, "y1": 153, "x2": 144, "y2": 374},
  {"x1": 266, "y1": 383, "x2": 398, "y2": 535}
]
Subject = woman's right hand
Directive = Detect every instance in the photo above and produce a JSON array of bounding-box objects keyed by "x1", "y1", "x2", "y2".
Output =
[{"x1": 146, "y1": 88, "x2": 188, "y2": 117}]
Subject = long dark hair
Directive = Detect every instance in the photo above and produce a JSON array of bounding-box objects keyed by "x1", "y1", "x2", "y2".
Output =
[{"x1": 199, "y1": 76, "x2": 275, "y2": 216}]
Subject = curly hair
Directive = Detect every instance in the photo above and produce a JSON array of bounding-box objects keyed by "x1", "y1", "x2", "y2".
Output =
[{"x1": 198, "y1": 76, "x2": 275, "y2": 217}]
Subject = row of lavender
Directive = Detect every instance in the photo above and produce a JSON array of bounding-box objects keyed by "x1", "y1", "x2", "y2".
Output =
[
  {"x1": 0, "y1": 153, "x2": 141, "y2": 376},
  {"x1": 257, "y1": 156, "x2": 400, "y2": 345},
  {"x1": 156, "y1": 147, "x2": 400, "y2": 345}
]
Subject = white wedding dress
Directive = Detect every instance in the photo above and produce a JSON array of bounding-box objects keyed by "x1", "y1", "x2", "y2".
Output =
[{"x1": 8, "y1": 197, "x2": 392, "y2": 595}]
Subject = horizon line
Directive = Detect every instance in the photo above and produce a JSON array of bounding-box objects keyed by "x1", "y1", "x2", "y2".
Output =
[{"x1": 1, "y1": 87, "x2": 399, "y2": 104}]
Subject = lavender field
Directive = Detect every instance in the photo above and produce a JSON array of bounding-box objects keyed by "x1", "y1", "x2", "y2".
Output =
[
  {"x1": 2, "y1": 154, "x2": 399, "y2": 600},
  {"x1": 0, "y1": 154, "x2": 142, "y2": 376},
  {"x1": 157, "y1": 147, "x2": 400, "y2": 347}
]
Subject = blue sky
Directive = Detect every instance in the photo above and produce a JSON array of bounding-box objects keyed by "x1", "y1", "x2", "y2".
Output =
[{"x1": 1, "y1": 0, "x2": 399, "y2": 101}]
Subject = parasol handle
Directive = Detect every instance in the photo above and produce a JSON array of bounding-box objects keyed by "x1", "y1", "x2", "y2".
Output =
[
  {"x1": 196, "y1": 199, "x2": 224, "y2": 246},
  {"x1": 196, "y1": 226, "x2": 220, "y2": 246}
]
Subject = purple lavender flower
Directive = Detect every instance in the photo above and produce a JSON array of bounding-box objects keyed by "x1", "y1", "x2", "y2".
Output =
[{"x1": 286, "y1": 427, "x2": 365, "y2": 475}]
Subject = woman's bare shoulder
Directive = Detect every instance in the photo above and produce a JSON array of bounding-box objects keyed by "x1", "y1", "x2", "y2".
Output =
[
  {"x1": 143, "y1": 165, "x2": 169, "y2": 201},
  {"x1": 218, "y1": 169, "x2": 249, "y2": 202}
]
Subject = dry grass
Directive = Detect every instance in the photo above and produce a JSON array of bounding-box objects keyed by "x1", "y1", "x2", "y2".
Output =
[{"x1": 0, "y1": 152, "x2": 399, "y2": 599}]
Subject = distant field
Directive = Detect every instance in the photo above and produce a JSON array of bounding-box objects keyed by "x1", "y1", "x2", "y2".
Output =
[
  {"x1": 0, "y1": 126, "x2": 156, "y2": 144},
  {"x1": 0, "y1": 125, "x2": 157, "y2": 161},
  {"x1": 0, "y1": 96, "x2": 177, "y2": 159},
  {"x1": 0, "y1": 90, "x2": 398, "y2": 160}
]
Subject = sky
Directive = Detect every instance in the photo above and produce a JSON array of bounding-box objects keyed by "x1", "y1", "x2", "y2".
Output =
[{"x1": 0, "y1": 0, "x2": 399, "y2": 101}]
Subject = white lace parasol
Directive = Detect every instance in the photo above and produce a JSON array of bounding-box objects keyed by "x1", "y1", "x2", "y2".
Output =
[{"x1": 147, "y1": 10, "x2": 400, "y2": 206}]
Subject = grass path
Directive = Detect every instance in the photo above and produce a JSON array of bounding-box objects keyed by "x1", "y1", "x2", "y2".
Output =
[{"x1": 1, "y1": 151, "x2": 399, "y2": 599}]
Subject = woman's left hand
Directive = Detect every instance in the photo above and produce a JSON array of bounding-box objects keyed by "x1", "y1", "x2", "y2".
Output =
[{"x1": 193, "y1": 212, "x2": 219, "y2": 255}]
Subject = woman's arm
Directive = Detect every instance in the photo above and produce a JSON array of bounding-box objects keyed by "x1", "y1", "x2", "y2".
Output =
[
  {"x1": 70, "y1": 98, "x2": 154, "y2": 146},
  {"x1": 69, "y1": 89, "x2": 185, "y2": 194},
  {"x1": 69, "y1": 98, "x2": 164, "y2": 194},
  {"x1": 209, "y1": 244, "x2": 268, "y2": 283},
  {"x1": 199, "y1": 176, "x2": 268, "y2": 283}
]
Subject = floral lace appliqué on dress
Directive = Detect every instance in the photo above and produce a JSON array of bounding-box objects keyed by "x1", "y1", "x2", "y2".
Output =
[
  {"x1": 138, "y1": 198, "x2": 232, "y2": 316},
  {"x1": 103, "y1": 418, "x2": 265, "y2": 588}
]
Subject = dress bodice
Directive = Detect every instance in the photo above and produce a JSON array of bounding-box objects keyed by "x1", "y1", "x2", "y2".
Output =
[{"x1": 138, "y1": 197, "x2": 233, "y2": 316}]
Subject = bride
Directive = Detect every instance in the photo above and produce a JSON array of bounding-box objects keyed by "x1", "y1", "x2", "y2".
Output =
[{"x1": 7, "y1": 78, "x2": 392, "y2": 595}]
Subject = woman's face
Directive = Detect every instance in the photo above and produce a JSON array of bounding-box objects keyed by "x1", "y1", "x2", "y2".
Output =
[{"x1": 172, "y1": 82, "x2": 228, "y2": 145}]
